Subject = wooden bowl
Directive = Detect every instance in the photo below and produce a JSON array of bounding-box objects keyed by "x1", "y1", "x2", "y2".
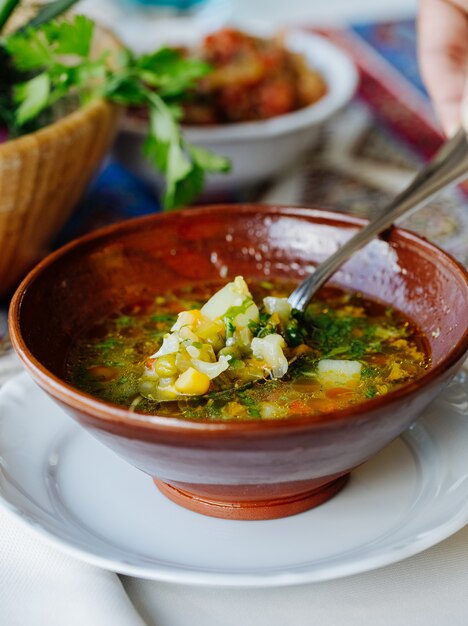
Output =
[
  {"x1": 8, "y1": 205, "x2": 468, "y2": 520},
  {"x1": 0, "y1": 27, "x2": 121, "y2": 295}
]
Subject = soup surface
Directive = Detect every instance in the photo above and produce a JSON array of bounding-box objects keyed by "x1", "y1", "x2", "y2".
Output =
[{"x1": 67, "y1": 280, "x2": 430, "y2": 420}]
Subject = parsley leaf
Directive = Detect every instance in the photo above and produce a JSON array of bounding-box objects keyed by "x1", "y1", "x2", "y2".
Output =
[
  {"x1": 237, "y1": 392, "x2": 261, "y2": 418},
  {"x1": 14, "y1": 72, "x2": 50, "y2": 125},
  {"x1": 188, "y1": 144, "x2": 230, "y2": 174},
  {"x1": 5, "y1": 28, "x2": 55, "y2": 70},
  {"x1": 3, "y1": 13, "x2": 230, "y2": 209},
  {"x1": 43, "y1": 14, "x2": 94, "y2": 57}
]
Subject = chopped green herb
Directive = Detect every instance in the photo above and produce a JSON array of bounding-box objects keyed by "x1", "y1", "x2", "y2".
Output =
[
  {"x1": 94, "y1": 338, "x2": 122, "y2": 350},
  {"x1": 237, "y1": 392, "x2": 261, "y2": 418},
  {"x1": 248, "y1": 311, "x2": 277, "y2": 338},
  {"x1": 116, "y1": 315, "x2": 134, "y2": 328},
  {"x1": 365, "y1": 386, "x2": 377, "y2": 398},
  {"x1": 284, "y1": 309, "x2": 308, "y2": 347},
  {"x1": 224, "y1": 298, "x2": 254, "y2": 321},
  {"x1": 361, "y1": 366, "x2": 377, "y2": 379},
  {"x1": 150, "y1": 313, "x2": 176, "y2": 324}
]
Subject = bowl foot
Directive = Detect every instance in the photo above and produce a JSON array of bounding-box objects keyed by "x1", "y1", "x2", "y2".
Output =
[{"x1": 154, "y1": 474, "x2": 349, "y2": 520}]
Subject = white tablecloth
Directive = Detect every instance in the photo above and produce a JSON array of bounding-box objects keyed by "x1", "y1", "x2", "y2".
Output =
[{"x1": 2, "y1": 495, "x2": 468, "y2": 626}]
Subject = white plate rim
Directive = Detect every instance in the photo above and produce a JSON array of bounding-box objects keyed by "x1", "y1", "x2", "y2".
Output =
[{"x1": 1, "y1": 373, "x2": 468, "y2": 588}]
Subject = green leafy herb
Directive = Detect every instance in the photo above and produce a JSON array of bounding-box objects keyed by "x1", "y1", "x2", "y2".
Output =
[
  {"x1": 94, "y1": 338, "x2": 122, "y2": 351},
  {"x1": 14, "y1": 72, "x2": 50, "y2": 125},
  {"x1": 1, "y1": 9, "x2": 230, "y2": 209},
  {"x1": 43, "y1": 13, "x2": 94, "y2": 56},
  {"x1": 361, "y1": 365, "x2": 377, "y2": 379},
  {"x1": 284, "y1": 309, "x2": 308, "y2": 347},
  {"x1": 248, "y1": 311, "x2": 278, "y2": 339},
  {"x1": 116, "y1": 315, "x2": 134, "y2": 328},
  {"x1": 150, "y1": 313, "x2": 177, "y2": 324},
  {"x1": 237, "y1": 392, "x2": 261, "y2": 418}
]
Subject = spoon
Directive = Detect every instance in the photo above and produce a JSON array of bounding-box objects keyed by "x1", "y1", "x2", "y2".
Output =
[
  {"x1": 288, "y1": 127, "x2": 468, "y2": 312},
  {"x1": 157, "y1": 128, "x2": 468, "y2": 404}
]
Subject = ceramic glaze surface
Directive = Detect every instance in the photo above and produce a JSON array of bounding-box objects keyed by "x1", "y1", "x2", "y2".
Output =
[
  {"x1": 1, "y1": 372, "x2": 468, "y2": 586},
  {"x1": 8, "y1": 205, "x2": 468, "y2": 519}
]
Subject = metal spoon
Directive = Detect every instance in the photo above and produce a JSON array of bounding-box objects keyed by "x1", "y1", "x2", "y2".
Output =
[
  {"x1": 288, "y1": 127, "x2": 468, "y2": 313},
  {"x1": 152, "y1": 129, "x2": 468, "y2": 404}
]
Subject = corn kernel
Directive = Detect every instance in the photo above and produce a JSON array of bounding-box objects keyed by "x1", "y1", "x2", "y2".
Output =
[{"x1": 175, "y1": 367, "x2": 210, "y2": 395}]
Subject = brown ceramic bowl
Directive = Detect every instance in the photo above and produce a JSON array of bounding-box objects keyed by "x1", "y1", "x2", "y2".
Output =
[{"x1": 8, "y1": 205, "x2": 468, "y2": 520}]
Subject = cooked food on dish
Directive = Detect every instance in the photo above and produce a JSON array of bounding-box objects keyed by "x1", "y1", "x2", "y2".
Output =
[
  {"x1": 181, "y1": 28, "x2": 328, "y2": 124},
  {"x1": 67, "y1": 277, "x2": 430, "y2": 420},
  {"x1": 127, "y1": 29, "x2": 327, "y2": 126}
]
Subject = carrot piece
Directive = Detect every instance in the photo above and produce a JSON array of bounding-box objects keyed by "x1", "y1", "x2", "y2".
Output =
[
  {"x1": 87, "y1": 366, "x2": 119, "y2": 382},
  {"x1": 326, "y1": 387, "x2": 354, "y2": 399},
  {"x1": 289, "y1": 400, "x2": 311, "y2": 415}
]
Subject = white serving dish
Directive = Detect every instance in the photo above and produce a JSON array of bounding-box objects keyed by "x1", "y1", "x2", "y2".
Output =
[{"x1": 113, "y1": 29, "x2": 358, "y2": 192}]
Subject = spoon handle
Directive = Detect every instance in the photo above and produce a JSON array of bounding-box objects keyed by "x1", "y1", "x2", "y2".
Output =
[{"x1": 288, "y1": 128, "x2": 468, "y2": 313}]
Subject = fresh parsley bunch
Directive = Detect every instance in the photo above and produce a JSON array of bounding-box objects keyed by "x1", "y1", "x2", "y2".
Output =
[{"x1": 0, "y1": 0, "x2": 230, "y2": 209}]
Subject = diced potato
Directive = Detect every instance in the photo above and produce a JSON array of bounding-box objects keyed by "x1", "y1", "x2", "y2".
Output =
[
  {"x1": 139, "y1": 379, "x2": 178, "y2": 401},
  {"x1": 260, "y1": 402, "x2": 287, "y2": 419},
  {"x1": 151, "y1": 333, "x2": 179, "y2": 358},
  {"x1": 251, "y1": 333, "x2": 288, "y2": 378},
  {"x1": 175, "y1": 350, "x2": 193, "y2": 373},
  {"x1": 178, "y1": 326, "x2": 199, "y2": 342},
  {"x1": 317, "y1": 359, "x2": 362, "y2": 387},
  {"x1": 192, "y1": 354, "x2": 231, "y2": 379},
  {"x1": 143, "y1": 275, "x2": 294, "y2": 400},
  {"x1": 235, "y1": 326, "x2": 254, "y2": 348},
  {"x1": 197, "y1": 319, "x2": 225, "y2": 339},
  {"x1": 175, "y1": 367, "x2": 211, "y2": 395},
  {"x1": 156, "y1": 385, "x2": 179, "y2": 401},
  {"x1": 263, "y1": 297, "x2": 292, "y2": 325},
  {"x1": 201, "y1": 276, "x2": 251, "y2": 320},
  {"x1": 186, "y1": 345, "x2": 201, "y2": 359},
  {"x1": 233, "y1": 302, "x2": 260, "y2": 329},
  {"x1": 171, "y1": 309, "x2": 201, "y2": 331}
]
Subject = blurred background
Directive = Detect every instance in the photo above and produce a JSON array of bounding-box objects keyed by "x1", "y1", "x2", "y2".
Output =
[
  {"x1": 80, "y1": 0, "x2": 418, "y2": 51},
  {"x1": 68, "y1": 0, "x2": 468, "y2": 270}
]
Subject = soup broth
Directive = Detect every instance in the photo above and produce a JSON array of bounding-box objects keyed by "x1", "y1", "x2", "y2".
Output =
[{"x1": 67, "y1": 280, "x2": 430, "y2": 420}]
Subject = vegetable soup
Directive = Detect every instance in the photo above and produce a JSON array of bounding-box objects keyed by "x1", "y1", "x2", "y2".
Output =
[{"x1": 67, "y1": 278, "x2": 430, "y2": 420}]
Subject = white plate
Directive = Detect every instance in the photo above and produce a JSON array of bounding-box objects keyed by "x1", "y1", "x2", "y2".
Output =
[{"x1": 1, "y1": 372, "x2": 468, "y2": 587}]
